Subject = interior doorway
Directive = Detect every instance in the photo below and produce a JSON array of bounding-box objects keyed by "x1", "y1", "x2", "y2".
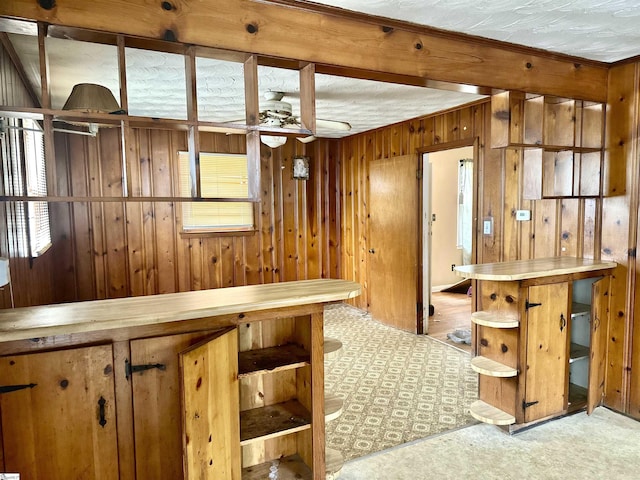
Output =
[{"x1": 422, "y1": 145, "x2": 476, "y2": 346}]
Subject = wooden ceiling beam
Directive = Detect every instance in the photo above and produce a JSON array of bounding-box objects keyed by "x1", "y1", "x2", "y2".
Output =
[{"x1": 0, "y1": 0, "x2": 608, "y2": 101}]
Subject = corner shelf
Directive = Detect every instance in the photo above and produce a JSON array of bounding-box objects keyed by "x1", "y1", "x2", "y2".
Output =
[
  {"x1": 326, "y1": 447, "x2": 345, "y2": 480},
  {"x1": 325, "y1": 393, "x2": 344, "y2": 423},
  {"x1": 471, "y1": 356, "x2": 518, "y2": 377},
  {"x1": 471, "y1": 311, "x2": 519, "y2": 328},
  {"x1": 240, "y1": 399, "x2": 311, "y2": 445},
  {"x1": 238, "y1": 343, "x2": 309, "y2": 377},
  {"x1": 324, "y1": 337, "x2": 343, "y2": 360},
  {"x1": 469, "y1": 400, "x2": 515, "y2": 426}
]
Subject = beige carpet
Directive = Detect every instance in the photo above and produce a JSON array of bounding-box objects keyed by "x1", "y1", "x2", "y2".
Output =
[
  {"x1": 324, "y1": 304, "x2": 478, "y2": 461},
  {"x1": 339, "y1": 407, "x2": 640, "y2": 479}
]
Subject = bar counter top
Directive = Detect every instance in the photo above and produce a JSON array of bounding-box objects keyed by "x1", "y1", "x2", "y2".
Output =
[
  {"x1": 454, "y1": 257, "x2": 616, "y2": 281},
  {"x1": 0, "y1": 279, "x2": 361, "y2": 343}
]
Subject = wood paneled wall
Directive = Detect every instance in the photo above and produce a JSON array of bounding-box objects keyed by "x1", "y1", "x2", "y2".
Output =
[
  {"x1": 0, "y1": 127, "x2": 339, "y2": 306},
  {"x1": 337, "y1": 97, "x2": 640, "y2": 418}
]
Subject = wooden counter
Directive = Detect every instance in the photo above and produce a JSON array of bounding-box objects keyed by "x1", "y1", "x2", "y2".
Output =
[
  {"x1": 0, "y1": 278, "x2": 361, "y2": 343},
  {"x1": 454, "y1": 256, "x2": 616, "y2": 281},
  {"x1": 0, "y1": 279, "x2": 361, "y2": 480}
]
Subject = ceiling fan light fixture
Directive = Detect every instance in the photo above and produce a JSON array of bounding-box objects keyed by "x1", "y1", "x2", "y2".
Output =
[{"x1": 260, "y1": 135, "x2": 287, "y2": 148}]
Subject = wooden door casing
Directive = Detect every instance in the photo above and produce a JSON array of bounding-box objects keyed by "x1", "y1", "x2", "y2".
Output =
[
  {"x1": 368, "y1": 155, "x2": 420, "y2": 333},
  {"x1": 523, "y1": 282, "x2": 570, "y2": 422},
  {"x1": 0, "y1": 345, "x2": 119, "y2": 480}
]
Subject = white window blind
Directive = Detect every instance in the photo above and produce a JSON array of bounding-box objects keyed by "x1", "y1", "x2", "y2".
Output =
[
  {"x1": 178, "y1": 152, "x2": 254, "y2": 231},
  {"x1": 1, "y1": 117, "x2": 51, "y2": 258}
]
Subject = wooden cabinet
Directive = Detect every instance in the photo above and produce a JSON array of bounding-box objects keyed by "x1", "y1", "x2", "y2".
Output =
[
  {"x1": 0, "y1": 279, "x2": 361, "y2": 479},
  {"x1": 0, "y1": 345, "x2": 119, "y2": 480},
  {"x1": 491, "y1": 91, "x2": 604, "y2": 199},
  {"x1": 455, "y1": 257, "x2": 614, "y2": 431}
]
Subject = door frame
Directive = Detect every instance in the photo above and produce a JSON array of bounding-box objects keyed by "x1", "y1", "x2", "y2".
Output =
[{"x1": 417, "y1": 137, "x2": 480, "y2": 333}]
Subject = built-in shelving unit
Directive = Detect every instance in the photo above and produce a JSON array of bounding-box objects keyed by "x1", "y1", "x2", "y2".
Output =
[
  {"x1": 238, "y1": 343, "x2": 310, "y2": 376},
  {"x1": 470, "y1": 356, "x2": 518, "y2": 377},
  {"x1": 471, "y1": 311, "x2": 519, "y2": 328},
  {"x1": 240, "y1": 400, "x2": 312, "y2": 445},
  {"x1": 491, "y1": 91, "x2": 604, "y2": 200}
]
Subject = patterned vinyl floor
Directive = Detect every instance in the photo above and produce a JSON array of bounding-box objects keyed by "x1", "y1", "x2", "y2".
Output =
[{"x1": 324, "y1": 304, "x2": 478, "y2": 461}]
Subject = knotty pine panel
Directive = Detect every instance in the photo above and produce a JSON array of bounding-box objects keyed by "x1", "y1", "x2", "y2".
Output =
[{"x1": 0, "y1": 129, "x2": 335, "y2": 308}]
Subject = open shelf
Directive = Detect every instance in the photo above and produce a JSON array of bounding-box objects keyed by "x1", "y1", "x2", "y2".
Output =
[
  {"x1": 238, "y1": 343, "x2": 309, "y2": 377},
  {"x1": 569, "y1": 342, "x2": 589, "y2": 363},
  {"x1": 568, "y1": 382, "x2": 588, "y2": 410},
  {"x1": 242, "y1": 453, "x2": 311, "y2": 479},
  {"x1": 324, "y1": 337, "x2": 343, "y2": 360},
  {"x1": 571, "y1": 302, "x2": 591, "y2": 317},
  {"x1": 471, "y1": 356, "x2": 518, "y2": 377},
  {"x1": 325, "y1": 393, "x2": 344, "y2": 423},
  {"x1": 469, "y1": 400, "x2": 515, "y2": 425},
  {"x1": 471, "y1": 311, "x2": 519, "y2": 328},
  {"x1": 240, "y1": 399, "x2": 311, "y2": 445}
]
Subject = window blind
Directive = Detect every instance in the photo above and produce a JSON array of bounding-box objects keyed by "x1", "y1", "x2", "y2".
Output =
[{"x1": 178, "y1": 152, "x2": 254, "y2": 231}]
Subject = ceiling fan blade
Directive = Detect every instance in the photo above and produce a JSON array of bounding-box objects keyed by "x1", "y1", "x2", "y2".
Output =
[
  {"x1": 297, "y1": 136, "x2": 316, "y2": 143},
  {"x1": 316, "y1": 118, "x2": 351, "y2": 131}
]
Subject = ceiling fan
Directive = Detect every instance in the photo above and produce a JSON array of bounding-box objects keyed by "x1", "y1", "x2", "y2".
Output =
[{"x1": 256, "y1": 91, "x2": 351, "y2": 147}]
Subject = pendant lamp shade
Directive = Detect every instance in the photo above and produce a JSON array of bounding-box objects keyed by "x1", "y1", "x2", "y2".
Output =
[
  {"x1": 61, "y1": 83, "x2": 121, "y2": 131},
  {"x1": 63, "y1": 83, "x2": 120, "y2": 113}
]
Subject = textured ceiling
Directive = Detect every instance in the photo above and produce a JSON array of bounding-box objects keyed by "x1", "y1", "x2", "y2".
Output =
[
  {"x1": 307, "y1": 0, "x2": 640, "y2": 62},
  {"x1": 7, "y1": 1, "x2": 640, "y2": 139}
]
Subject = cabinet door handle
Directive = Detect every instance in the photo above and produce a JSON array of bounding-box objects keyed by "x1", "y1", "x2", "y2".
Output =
[
  {"x1": 98, "y1": 396, "x2": 107, "y2": 428},
  {"x1": 559, "y1": 313, "x2": 566, "y2": 332}
]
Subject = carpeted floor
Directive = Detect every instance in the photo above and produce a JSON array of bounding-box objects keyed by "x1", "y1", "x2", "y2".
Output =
[
  {"x1": 324, "y1": 304, "x2": 478, "y2": 461},
  {"x1": 339, "y1": 407, "x2": 640, "y2": 479}
]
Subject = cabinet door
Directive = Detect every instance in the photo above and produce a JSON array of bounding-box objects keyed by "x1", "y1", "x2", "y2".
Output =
[
  {"x1": 180, "y1": 327, "x2": 240, "y2": 480},
  {"x1": 0, "y1": 345, "x2": 119, "y2": 479},
  {"x1": 587, "y1": 276, "x2": 610, "y2": 414},
  {"x1": 130, "y1": 330, "x2": 221, "y2": 480},
  {"x1": 524, "y1": 283, "x2": 569, "y2": 422}
]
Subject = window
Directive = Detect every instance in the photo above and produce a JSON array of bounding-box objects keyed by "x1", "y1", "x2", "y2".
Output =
[
  {"x1": 1, "y1": 117, "x2": 51, "y2": 257},
  {"x1": 178, "y1": 152, "x2": 254, "y2": 232}
]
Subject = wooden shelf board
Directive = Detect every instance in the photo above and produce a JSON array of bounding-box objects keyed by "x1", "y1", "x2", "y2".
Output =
[
  {"x1": 238, "y1": 343, "x2": 309, "y2": 377},
  {"x1": 471, "y1": 356, "x2": 518, "y2": 377},
  {"x1": 569, "y1": 342, "x2": 589, "y2": 363},
  {"x1": 325, "y1": 393, "x2": 344, "y2": 423},
  {"x1": 242, "y1": 453, "x2": 311, "y2": 479},
  {"x1": 571, "y1": 302, "x2": 591, "y2": 317},
  {"x1": 471, "y1": 311, "x2": 519, "y2": 328},
  {"x1": 568, "y1": 382, "x2": 588, "y2": 408},
  {"x1": 240, "y1": 399, "x2": 311, "y2": 445},
  {"x1": 469, "y1": 400, "x2": 515, "y2": 425},
  {"x1": 324, "y1": 337, "x2": 343, "y2": 360},
  {"x1": 497, "y1": 143, "x2": 601, "y2": 153},
  {"x1": 326, "y1": 447, "x2": 345, "y2": 480}
]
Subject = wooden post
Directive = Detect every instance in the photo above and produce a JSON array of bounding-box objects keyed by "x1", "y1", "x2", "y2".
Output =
[
  {"x1": 38, "y1": 22, "x2": 57, "y2": 196},
  {"x1": 185, "y1": 46, "x2": 200, "y2": 198},
  {"x1": 244, "y1": 55, "x2": 260, "y2": 201},
  {"x1": 117, "y1": 35, "x2": 132, "y2": 197},
  {"x1": 300, "y1": 63, "x2": 316, "y2": 134}
]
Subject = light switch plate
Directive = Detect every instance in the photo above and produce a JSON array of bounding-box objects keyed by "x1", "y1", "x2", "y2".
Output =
[
  {"x1": 483, "y1": 217, "x2": 493, "y2": 235},
  {"x1": 516, "y1": 210, "x2": 531, "y2": 221}
]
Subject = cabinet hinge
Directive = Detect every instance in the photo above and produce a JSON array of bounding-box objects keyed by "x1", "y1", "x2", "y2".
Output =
[
  {"x1": 525, "y1": 300, "x2": 542, "y2": 310},
  {"x1": 125, "y1": 359, "x2": 166, "y2": 380},
  {"x1": 0, "y1": 383, "x2": 37, "y2": 394},
  {"x1": 522, "y1": 399, "x2": 539, "y2": 409}
]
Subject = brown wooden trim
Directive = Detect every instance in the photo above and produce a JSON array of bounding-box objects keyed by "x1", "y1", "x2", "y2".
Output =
[
  {"x1": 0, "y1": 1, "x2": 608, "y2": 101},
  {"x1": 0, "y1": 195, "x2": 261, "y2": 202},
  {"x1": 112, "y1": 340, "x2": 136, "y2": 480}
]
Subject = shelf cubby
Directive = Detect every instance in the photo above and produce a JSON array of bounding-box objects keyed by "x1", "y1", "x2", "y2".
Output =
[
  {"x1": 240, "y1": 399, "x2": 312, "y2": 446},
  {"x1": 238, "y1": 343, "x2": 309, "y2": 377}
]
